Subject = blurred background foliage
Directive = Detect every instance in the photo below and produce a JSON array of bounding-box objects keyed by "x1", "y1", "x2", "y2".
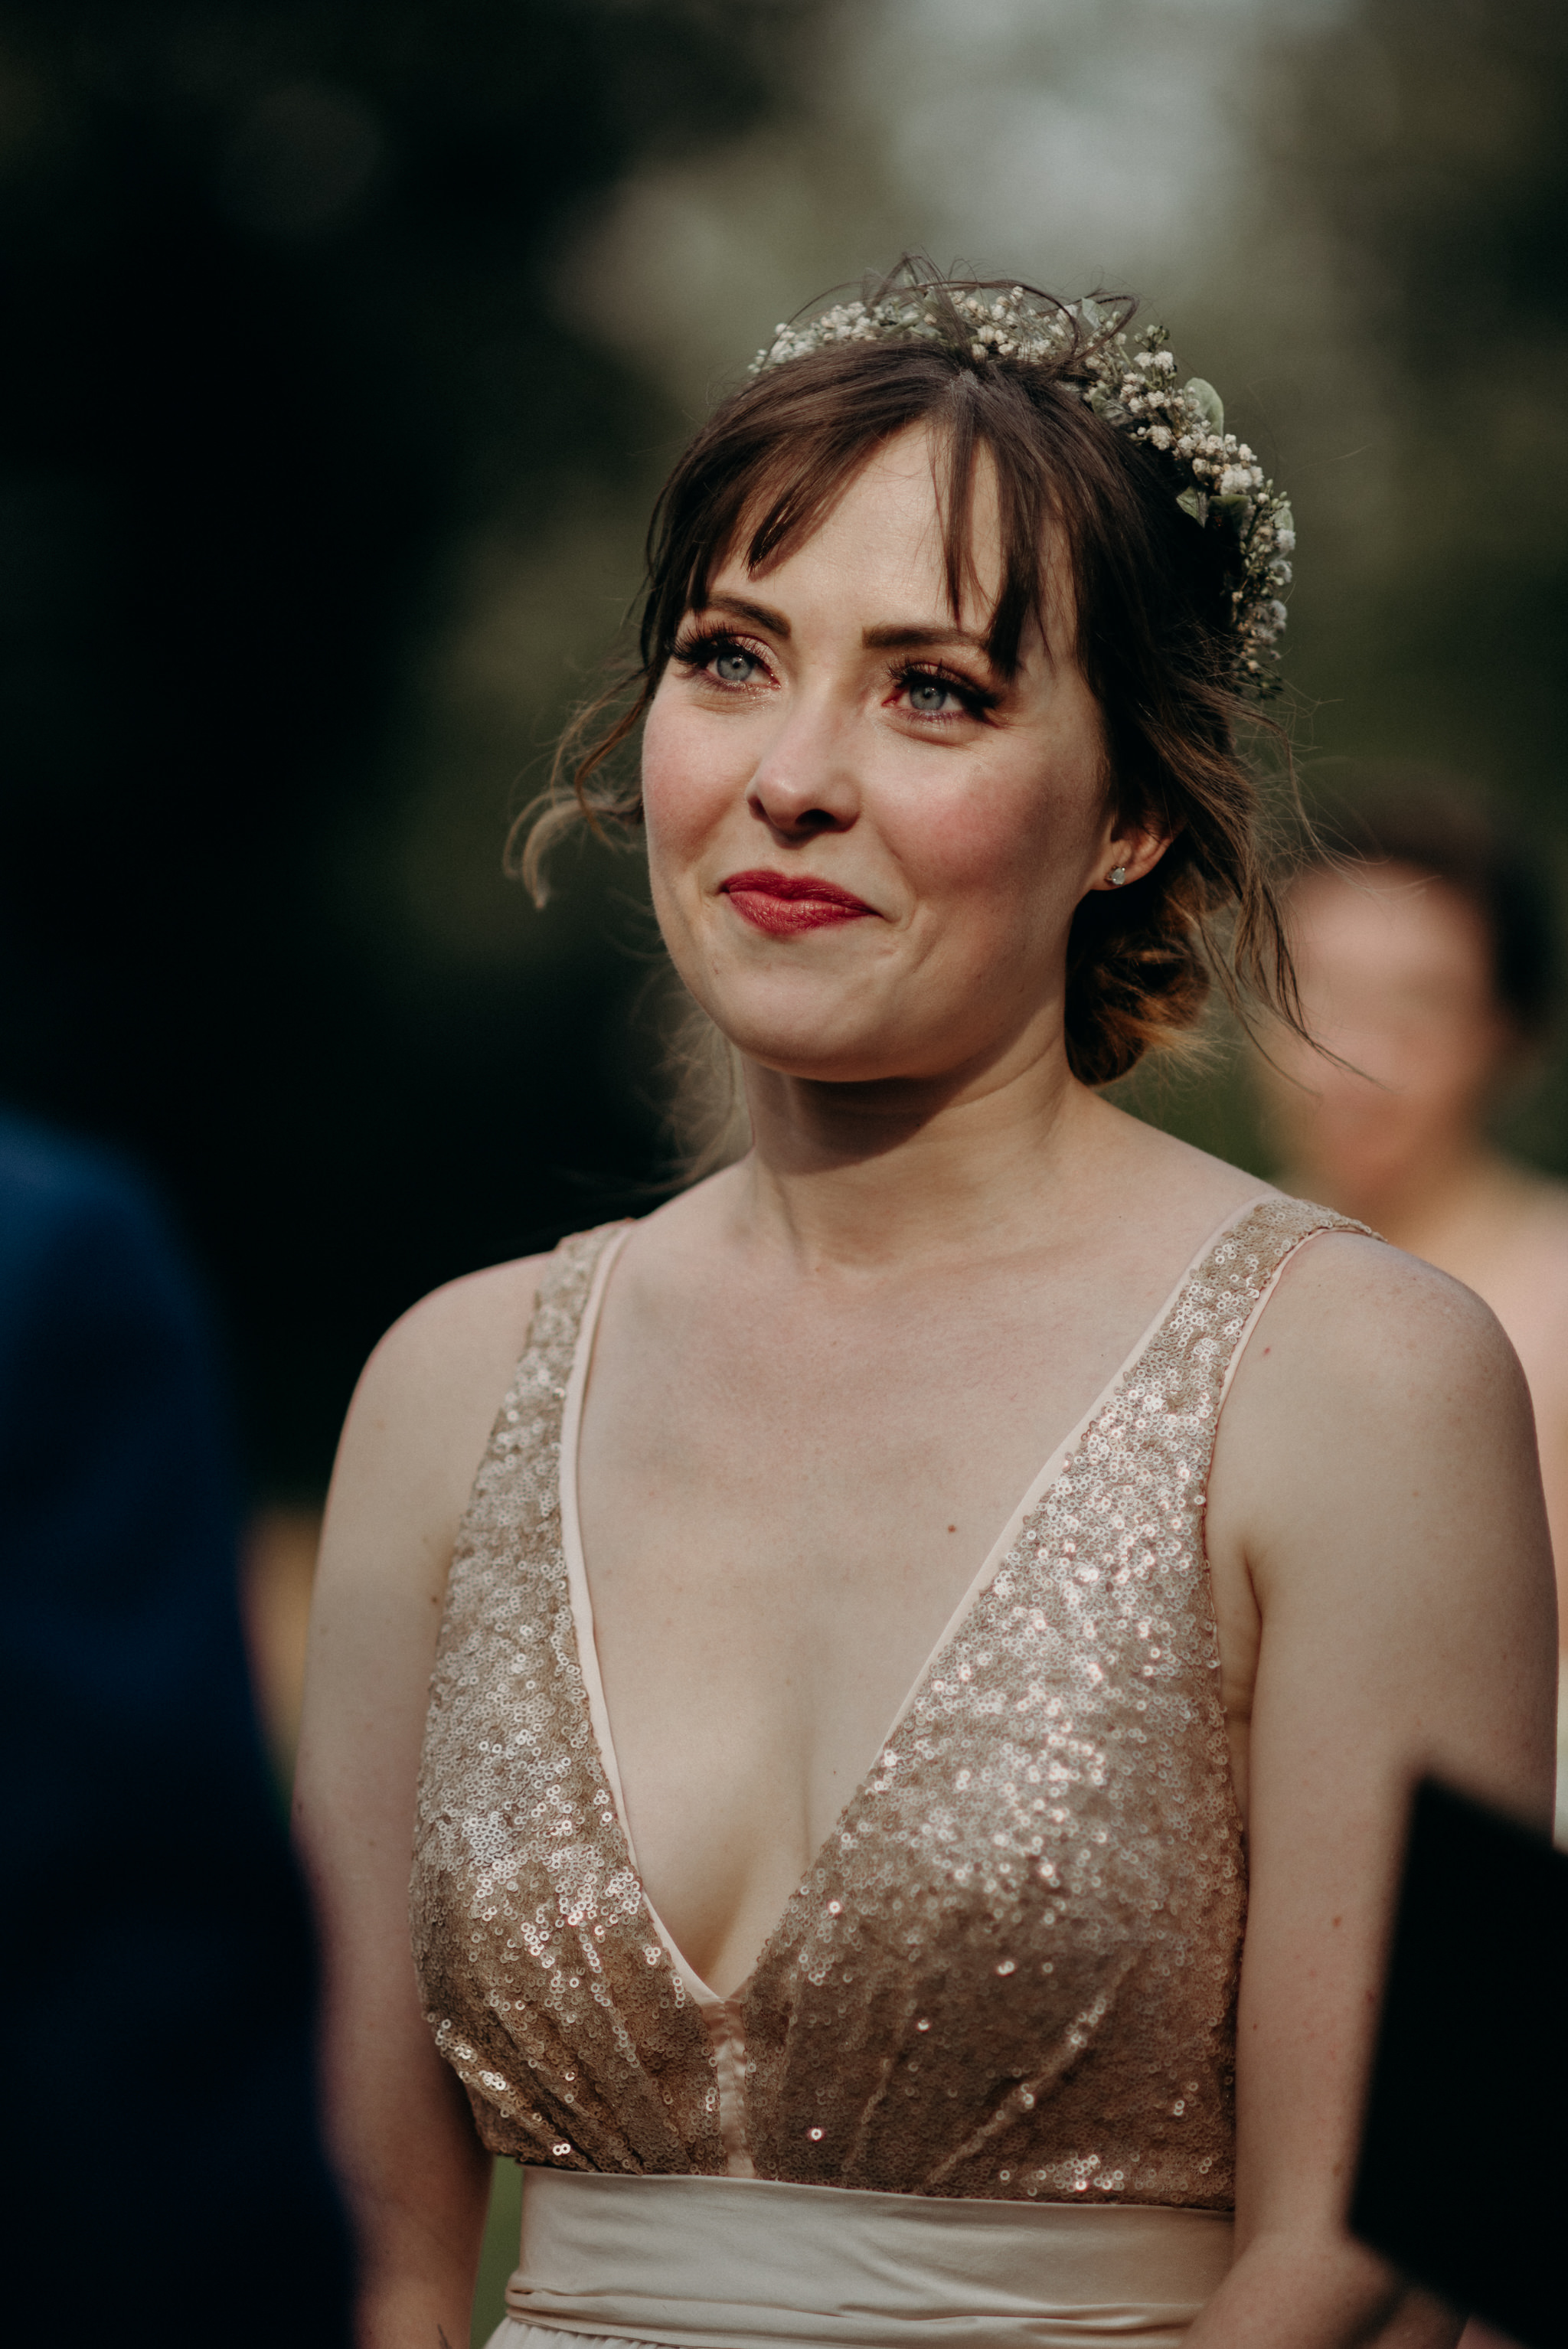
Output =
[
  {"x1": 4, "y1": 5, "x2": 1562, "y2": 2332},
  {"x1": 1, "y1": 0, "x2": 1564, "y2": 1511}
]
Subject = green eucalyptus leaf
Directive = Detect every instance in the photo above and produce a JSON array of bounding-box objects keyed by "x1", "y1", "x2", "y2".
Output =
[
  {"x1": 1274, "y1": 500, "x2": 1295, "y2": 536},
  {"x1": 1078, "y1": 296, "x2": 1108, "y2": 331},
  {"x1": 1176, "y1": 486, "x2": 1209, "y2": 527},
  {"x1": 1184, "y1": 377, "x2": 1224, "y2": 435}
]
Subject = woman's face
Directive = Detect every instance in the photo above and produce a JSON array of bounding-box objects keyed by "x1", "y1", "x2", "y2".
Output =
[
  {"x1": 1263, "y1": 864, "x2": 1517, "y2": 1201},
  {"x1": 641, "y1": 424, "x2": 1164, "y2": 1090}
]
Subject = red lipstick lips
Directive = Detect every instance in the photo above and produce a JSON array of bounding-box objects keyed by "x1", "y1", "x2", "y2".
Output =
[{"x1": 720, "y1": 868, "x2": 877, "y2": 937}]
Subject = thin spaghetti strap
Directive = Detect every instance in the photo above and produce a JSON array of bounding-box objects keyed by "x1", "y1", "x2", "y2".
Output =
[{"x1": 1214, "y1": 1203, "x2": 1377, "y2": 1421}]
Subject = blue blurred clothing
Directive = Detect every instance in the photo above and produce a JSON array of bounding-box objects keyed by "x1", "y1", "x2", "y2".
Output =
[{"x1": 0, "y1": 1112, "x2": 352, "y2": 2344}]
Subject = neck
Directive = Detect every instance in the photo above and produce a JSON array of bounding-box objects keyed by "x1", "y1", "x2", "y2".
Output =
[{"x1": 730, "y1": 1030, "x2": 1094, "y2": 1274}]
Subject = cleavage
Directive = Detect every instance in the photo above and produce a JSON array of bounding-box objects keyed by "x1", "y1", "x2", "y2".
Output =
[{"x1": 571, "y1": 1246, "x2": 1133, "y2": 1996}]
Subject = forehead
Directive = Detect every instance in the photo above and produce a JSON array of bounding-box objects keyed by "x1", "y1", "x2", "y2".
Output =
[
  {"x1": 1290, "y1": 865, "x2": 1494, "y2": 987},
  {"x1": 714, "y1": 423, "x2": 1005, "y2": 622}
]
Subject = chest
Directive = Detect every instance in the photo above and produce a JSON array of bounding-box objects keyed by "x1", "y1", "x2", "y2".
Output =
[
  {"x1": 575, "y1": 1248, "x2": 1167, "y2": 1784},
  {"x1": 409, "y1": 1214, "x2": 1276, "y2": 2202}
]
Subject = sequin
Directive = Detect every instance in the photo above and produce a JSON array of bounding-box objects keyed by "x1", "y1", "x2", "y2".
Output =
[{"x1": 411, "y1": 1197, "x2": 1362, "y2": 2207}]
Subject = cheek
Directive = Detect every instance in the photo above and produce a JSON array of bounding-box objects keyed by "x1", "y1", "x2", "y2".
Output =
[
  {"x1": 1410, "y1": 1020, "x2": 1507, "y2": 1101},
  {"x1": 886, "y1": 766, "x2": 1096, "y2": 921},
  {"x1": 640, "y1": 694, "x2": 736, "y2": 877},
  {"x1": 1315, "y1": 1024, "x2": 1494, "y2": 1120}
]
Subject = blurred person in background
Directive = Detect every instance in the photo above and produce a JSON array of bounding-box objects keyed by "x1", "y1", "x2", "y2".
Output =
[
  {"x1": 0, "y1": 1109, "x2": 353, "y2": 2345},
  {"x1": 1257, "y1": 789, "x2": 1568, "y2": 1838},
  {"x1": 296, "y1": 270, "x2": 1553, "y2": 2349}
]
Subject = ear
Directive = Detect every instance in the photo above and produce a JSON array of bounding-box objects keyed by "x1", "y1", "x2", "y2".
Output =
[{"x1": 1087, "y1": 815, "x2": 1178, "y2": 895}]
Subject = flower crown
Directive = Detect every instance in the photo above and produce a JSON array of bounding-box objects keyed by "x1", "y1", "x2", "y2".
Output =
[{"x1": 751, "y1": 273, "x2": 1295, "y2": 699}]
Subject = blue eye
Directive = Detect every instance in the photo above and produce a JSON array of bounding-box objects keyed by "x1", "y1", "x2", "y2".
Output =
[
  {"x1": 673, "y1": 632, "x2": 769, "y2": 687},
  {"x1": 898, "y1": 664, "x2": 995, "y2": 720}
]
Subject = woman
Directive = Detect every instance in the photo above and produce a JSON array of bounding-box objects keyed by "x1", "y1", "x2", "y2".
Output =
[
  {"x1": 1257, "y1": 787, "x2": 1568, "y2": 1842},
  {"x1": 295, "y1": 270, "x2": 1556, "y2": 2349}
]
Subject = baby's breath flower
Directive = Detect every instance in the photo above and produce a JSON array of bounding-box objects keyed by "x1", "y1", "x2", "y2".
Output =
[{"x1": 750, "y1": 270, "x2": 1295, "y2": 697}]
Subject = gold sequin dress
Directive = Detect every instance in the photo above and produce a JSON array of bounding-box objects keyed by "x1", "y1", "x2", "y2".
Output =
[{"x1": 412, "y1": 1194, "x2": 1357, "y2": 2348}]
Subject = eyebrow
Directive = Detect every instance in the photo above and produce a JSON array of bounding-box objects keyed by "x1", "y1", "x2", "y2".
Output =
[
  {"x1": 702, "y1": 592, "x2": 792, "y2": 638},
  {"x1": 699, "y1": 593, "x2": 993, "y2": 660},
  {"x1": 861, "y1": 621, "x2": 991, "y2": 655}
]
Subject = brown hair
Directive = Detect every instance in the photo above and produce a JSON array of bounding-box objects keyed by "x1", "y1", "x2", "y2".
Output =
[
  {"x1": 520, "y1": 271, "x2": 1304, "y2": 1086},
  {"x1": 1303, "y1": 776, "x2": 1557, "y2": 1041}
]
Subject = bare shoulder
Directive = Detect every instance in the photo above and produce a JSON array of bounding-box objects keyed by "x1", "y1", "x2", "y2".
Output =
[
  {"x1": 1214, "y1": 1227, "x2": 1534, "y2": 1589},
  {"x1": 354, "y1": 1252, "x2": 550, "y2": 1442},
  {"x1": 320, "y1": 1250, "x2": 554, "y2": 1603},
  {"x1": 1517, "y1": 1163, "x2": 1568, "y2": 1227},
  {"x1": 1222, "y1": 1228, "x2": 1535, "y2": 1527},
  {"x1": 1512, "y1": 1171, "x2": 1568, "y2": 1292},
  {"x1": 1249, "y1": 1224, "x2": 1527, "y2": 1400},
  {"x1": 1220, "y1": 1228, "x2": 1550, "y2": 1654},
  {"x1": 296, "y1": 1249, "x2": 560, "y2": 1897},
  {"x1": 1213, "y1": 1227, "x2": 1556, "y2": 1825}
]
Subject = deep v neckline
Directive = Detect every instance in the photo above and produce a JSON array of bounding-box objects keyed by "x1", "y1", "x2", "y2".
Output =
[{"x1": 557, "y1": 1195, "x2": 1272, "y2": 2007}]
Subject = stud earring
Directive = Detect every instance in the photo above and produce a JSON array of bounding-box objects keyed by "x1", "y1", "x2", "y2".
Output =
[{"x1": 1108, "y1": 865, "x2": 1127, "y2": 887}]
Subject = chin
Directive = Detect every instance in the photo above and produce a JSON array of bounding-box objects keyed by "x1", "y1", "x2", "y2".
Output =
[
  {"x1": 686, "y1": 967, "x2": 859, "y2": 1063},
  {"x1": 727, "y1": 1024, "x2": 905, "y2": 1086},
  {"x1": 681, "y1": 948, "x2": 1009, "y2": 1089},
  {"x1": 694, "y1": 989, "x2": 914, "y2": 1086},
  {"x1": 724, "y1": 1011, "x2": 997, "y2": 1095},
  {"x1": 1314, "y1": 1144, "x2": 1428, "y2": 1206}
]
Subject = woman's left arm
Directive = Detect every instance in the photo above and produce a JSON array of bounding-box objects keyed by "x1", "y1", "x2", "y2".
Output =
[{"x1": 1194, "y1": 1234, "x2": 1558, "y2": 2349}]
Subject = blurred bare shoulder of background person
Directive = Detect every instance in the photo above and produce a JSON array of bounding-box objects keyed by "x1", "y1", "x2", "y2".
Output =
[{"x1": 1256, "y1": 784, "x2": 1568, "y2": 1840}]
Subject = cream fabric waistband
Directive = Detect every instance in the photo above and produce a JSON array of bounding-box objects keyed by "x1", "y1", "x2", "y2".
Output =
[{"x1": 496, "y1": 2169, "x2": 1235, "y2": 2349}]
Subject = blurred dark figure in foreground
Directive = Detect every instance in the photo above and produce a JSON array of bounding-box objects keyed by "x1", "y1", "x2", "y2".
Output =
[
  {"x1": 1256, "y1": 789, "x2": 1566, "y2": 1837},
  {"x1": 0, "y1": 1112, "x2": 352, "y2": 2344},
  {"x1": 1354, "y1": 1780, "x2": 1565, "y2": 2349}
]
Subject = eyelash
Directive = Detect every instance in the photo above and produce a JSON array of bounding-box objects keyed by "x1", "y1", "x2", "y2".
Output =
[
  {"x1": 887, "y1": 659, "x2": 1000, "y2": 723},
  {"x1": 673, "y1": 629, "x2": 773, "y2": 686},
  {"x1": 671, "y1": 631, "x2": 999, "y2": 724}
]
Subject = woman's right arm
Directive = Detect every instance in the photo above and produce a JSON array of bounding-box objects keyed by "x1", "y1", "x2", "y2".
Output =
[{"x1": 293, "y1": 1258, "x2": 547, "y2": 2349}]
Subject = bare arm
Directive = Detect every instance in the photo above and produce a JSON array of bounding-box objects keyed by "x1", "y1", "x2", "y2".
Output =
[
  {"x1": 1194, "y1": 1237, "x2": 1557, "y2": 2349},
  {"x1": 293, "y1": 1256, "x2": 547, "y2": 2349}
]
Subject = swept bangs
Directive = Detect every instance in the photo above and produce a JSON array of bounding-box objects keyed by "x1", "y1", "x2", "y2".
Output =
[{"x1": 519, "y1": 315, "x2": 1302, "y2": 1092}]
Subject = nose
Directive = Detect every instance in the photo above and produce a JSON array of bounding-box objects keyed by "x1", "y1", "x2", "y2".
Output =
[{"x1": 746, "y1": 698, "x2": 861, "y2": 840}]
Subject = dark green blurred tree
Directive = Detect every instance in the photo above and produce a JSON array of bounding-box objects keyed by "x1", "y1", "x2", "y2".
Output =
[
  {"x1": 1267, "y1": 0, "x2": 1568, "y2": 796},
  {"x1": 1118, "y1": 0, "x2": 1568, "y2": 1173},
  {"x1": 0, "y1": 0, "x2": 818, "y2": 1487}
]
